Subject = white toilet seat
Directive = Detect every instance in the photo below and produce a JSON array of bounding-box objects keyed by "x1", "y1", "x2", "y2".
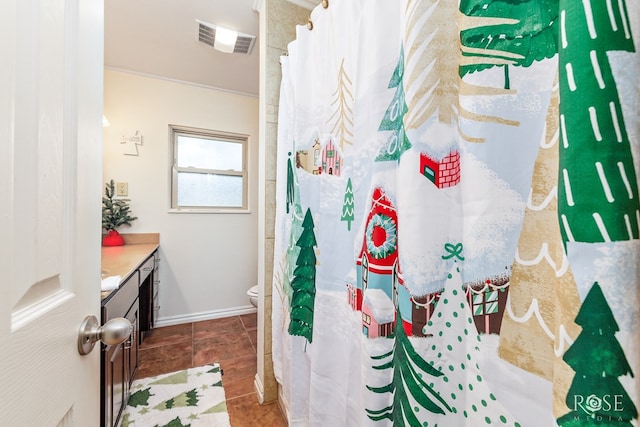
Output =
[{"x1": 247, "y1": 285, "x2": 259, "y2": 308}]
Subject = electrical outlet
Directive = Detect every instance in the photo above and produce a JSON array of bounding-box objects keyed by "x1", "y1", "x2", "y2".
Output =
[{"x1": 116, "y1": 182, "x2": 128, "y2": 197}]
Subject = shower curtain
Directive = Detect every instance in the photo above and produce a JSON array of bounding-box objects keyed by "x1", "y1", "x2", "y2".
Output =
[{"x1": 272, "y1": 0, "x2": 640, "y2": 425}]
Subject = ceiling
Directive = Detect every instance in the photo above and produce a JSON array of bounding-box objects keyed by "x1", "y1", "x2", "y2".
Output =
[
  {"x1": 105, "y1": 0, "x2": 262, "y2": 97},
  {"x1": 105, "y1": 0, "x2": 318, "y2": 97}
]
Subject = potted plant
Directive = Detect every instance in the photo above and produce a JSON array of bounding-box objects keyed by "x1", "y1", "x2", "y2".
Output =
[{"x1": 102, "y1": 179, "x2": 137, "y2": 246}]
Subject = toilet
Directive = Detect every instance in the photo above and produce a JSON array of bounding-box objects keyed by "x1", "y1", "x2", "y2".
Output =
[{"x1": 247, "y1": 285, "x2": 259, "y2": 308}]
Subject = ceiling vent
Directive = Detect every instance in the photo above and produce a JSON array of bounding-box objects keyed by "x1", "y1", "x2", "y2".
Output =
[{"x1": 196, "y1": 20, "x2": 256, "y2": 55}]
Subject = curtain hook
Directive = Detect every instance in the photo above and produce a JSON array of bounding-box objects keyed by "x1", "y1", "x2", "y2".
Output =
[
  {"x1": 307, "y1": 19, "x2": 313, "y2": 30},
  {"x1": 322, "y1": 0, "x2": 329, "y2": 8}
]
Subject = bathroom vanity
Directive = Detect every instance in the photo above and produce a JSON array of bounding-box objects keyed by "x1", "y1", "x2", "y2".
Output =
[{"x1": 100, "y1": 234, "x2": 159, "y2": 427}]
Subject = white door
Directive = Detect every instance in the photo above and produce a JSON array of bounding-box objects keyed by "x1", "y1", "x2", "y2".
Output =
[{"x1": 0, "y1": 0, "x2": 104, "y2": 425}]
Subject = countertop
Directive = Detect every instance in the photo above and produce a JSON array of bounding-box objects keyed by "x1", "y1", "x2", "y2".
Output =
[{"x1": 101, "y1": 233, "x2": 159, "y2": 301}]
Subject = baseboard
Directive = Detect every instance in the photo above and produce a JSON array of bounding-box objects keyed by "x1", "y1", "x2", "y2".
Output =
[
  {"x1": 278, "y1": 383, "x2": 290, "y2": 424},
  {"x1": 154, "y1": 305, "x2": 257, "y2": 328},
  {"x1": 256, "y1": 376, "x2": 289, "y2": 423},
  {"x1": 254, "y1": 373, "x2": 264, "y2": 404}
]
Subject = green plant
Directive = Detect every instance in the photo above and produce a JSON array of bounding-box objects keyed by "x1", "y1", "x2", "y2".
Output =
[{"x1": 102, "y1": 179, "x2": 137, "y2": 232}]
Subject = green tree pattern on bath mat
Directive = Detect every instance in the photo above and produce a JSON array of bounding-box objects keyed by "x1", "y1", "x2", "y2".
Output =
[
  {"x1": 158, "y1": 417, "x2": 190, "y2": 427},
  {"x1": 128, "y1": 387, "x2": 153, "y2": 408},
  {"x1": 150, "y1": 370, "x2": 188, "y2": 385},
  {"x1": 202, "y1": 401, "x2": 228, "y2": 415},
  {"x1": 122, "y1": 364, "x2": 229, "y2": 427},
  {"x1": 154, "y1": 388, "x2": 199, "y2": 411}
]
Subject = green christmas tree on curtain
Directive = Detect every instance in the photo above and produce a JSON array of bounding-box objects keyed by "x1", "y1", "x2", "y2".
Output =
[
  {"x1": 284, "y1": 201, "x2": 304, "y2": 305},
  {"x1": 558, "y1": 0, "x2": 639, "y2": 244},
  {"x1": 283, "y1": 146, "x2": 304, "y2": 305},
  {"x1": 286, "y1": 152, "x2": 295, "y2": 214},
  {"x1": 288, "y1": 208, "x2": 317, "y2": 343},
  {"x1": 366, "y1": 310, "x2": 451, "y2": 424},
  {"x1": 340, "y1": 177, "x2": 354, "y2": 231},
  {"x1": 557, "y1": 283, "x2": 637, "y2": 426},
  {"x1": 459, "y1": 0, "x2": 559, "y2": 89},
  {"x1": 375, "y1": 47, "x2": 412, "y2": 162}
]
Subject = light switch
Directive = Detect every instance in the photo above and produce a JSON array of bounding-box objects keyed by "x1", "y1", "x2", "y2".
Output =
[{"x1": 116, "y1": 182, "x2": 128, "y2": 196}]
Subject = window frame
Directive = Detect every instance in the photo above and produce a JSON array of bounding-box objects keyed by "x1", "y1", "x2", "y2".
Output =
[{"x1": 169, "y1": 124, "x2": 249, "y2": 213}]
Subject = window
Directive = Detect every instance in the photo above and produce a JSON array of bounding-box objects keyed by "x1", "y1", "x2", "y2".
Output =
[
  {"x1": 362, "y1": 257, "x2": 369, "y2": 292},
  {"x1": 170, "y1": 125, "x2": 248, "y2": 212},
  {"x1": 362, "y1": 312, "x2": 371, "y2": 325},
  {"x1": 380, "y1": 322, "x2": 394, "y2": 336},
  {"x1": 314, "y1": 148, "x2": 321, "y2": 166},
  {"x1": 471, "y1": 289, "x2": 499, "y2": 316}
]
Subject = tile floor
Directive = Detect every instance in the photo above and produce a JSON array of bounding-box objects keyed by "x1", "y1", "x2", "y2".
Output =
[{"x1": 137, "y1": 313, "x2": 287, "y2": 426}]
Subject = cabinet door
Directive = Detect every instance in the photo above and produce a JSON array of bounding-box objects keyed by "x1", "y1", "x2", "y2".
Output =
[
  {"x1": 102, "y1": 273, "x2": 139, "y2": 427},
  {"x1": 103, "y1": 345, "x2": 113, "y2": 427},
  {"x1": 153, "y1": 251, "x2": 160, "y2": 328},
  {"x1": 139, "y1": 277, "x2": 152, "y2": 342},
  {"x1": 126, "y1": 300, "x2": 139, "y2": 387},
  {"x1": 109, "y1": 344, "x2": 125, "y2": 427},
  {"x1": 138, "y1": 253, "x2": 155, "y2": 343}
]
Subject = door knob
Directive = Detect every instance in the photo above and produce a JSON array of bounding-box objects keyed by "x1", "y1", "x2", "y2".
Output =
[{"x1": 77, "y1": 315, "x2": 132, "y2": 355}]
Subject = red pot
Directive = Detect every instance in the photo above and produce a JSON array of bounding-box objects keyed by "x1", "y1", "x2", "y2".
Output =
[{"x1": 102, "y1": 230, "x2": 125, "y2": 246}]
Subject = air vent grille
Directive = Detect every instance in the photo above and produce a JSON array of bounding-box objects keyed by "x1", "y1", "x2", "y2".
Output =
[
  {"x1": 196, "y1": 20, "x2": 256, "y2": 55},
  {"x1": 198, "y1": 23, "x2": 216, "y2": 47}
]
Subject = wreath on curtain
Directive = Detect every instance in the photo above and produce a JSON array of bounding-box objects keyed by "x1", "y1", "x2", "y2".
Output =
[{"x1": 366, "y1": 213, "x2": 397, "y2": 259}]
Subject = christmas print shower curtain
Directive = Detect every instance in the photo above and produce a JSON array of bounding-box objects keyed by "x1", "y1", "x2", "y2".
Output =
[{"x1": 271, "y1": 0, "x2": 640, "y2": 425}]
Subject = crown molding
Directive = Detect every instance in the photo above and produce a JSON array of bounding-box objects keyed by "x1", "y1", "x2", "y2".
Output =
[{"x1": 252, "y1": 0, "x2": 264, "y2": 13}]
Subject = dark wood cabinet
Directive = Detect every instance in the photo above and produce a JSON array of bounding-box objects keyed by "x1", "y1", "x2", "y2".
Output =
[
  {"x1": 124, "y1": 300, "x2": 139, "y2": 396},
  {"x1": 138, "y1": 252, "x2": 159, "y2": 344},
  {"x1": 102, "y1": 271, "x2": 138, "y2": 427},
  {"x1": 101, "y1": 247, "x2": 159, "y2": 427}
]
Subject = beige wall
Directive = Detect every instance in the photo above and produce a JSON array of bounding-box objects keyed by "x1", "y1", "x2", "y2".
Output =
[
  {"x1": 105, "y1": 0, "x2": 312, "y2": 413},
  {"x1": 103, "y1": 69, "x2": 259, "y2": 324},
  {"x1": 256, "y1": 0, "x2": 311, "y2": 409}
]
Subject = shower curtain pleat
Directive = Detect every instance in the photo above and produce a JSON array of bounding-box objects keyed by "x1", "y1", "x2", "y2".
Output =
[{"x1": 272, "y1": 0, "x2": 640, "y2": 425}]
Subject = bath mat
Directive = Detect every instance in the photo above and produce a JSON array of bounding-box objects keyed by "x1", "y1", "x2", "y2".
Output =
[{"x1": 121, "y1": 364, "x2": 231, "y2": 427}]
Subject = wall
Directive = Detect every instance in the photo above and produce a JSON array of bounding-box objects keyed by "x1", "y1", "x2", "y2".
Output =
[
  {"x1": 256, "y1": 0, "x2": 310, "y2": 408},
  {"x1": 103, "y1": 69, "x2": 259, "y2": 324}
]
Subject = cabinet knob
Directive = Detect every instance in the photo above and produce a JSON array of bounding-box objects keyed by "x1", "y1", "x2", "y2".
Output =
[{"x1": 77, "y1": 315, "x2": 132, "y2": 355}]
